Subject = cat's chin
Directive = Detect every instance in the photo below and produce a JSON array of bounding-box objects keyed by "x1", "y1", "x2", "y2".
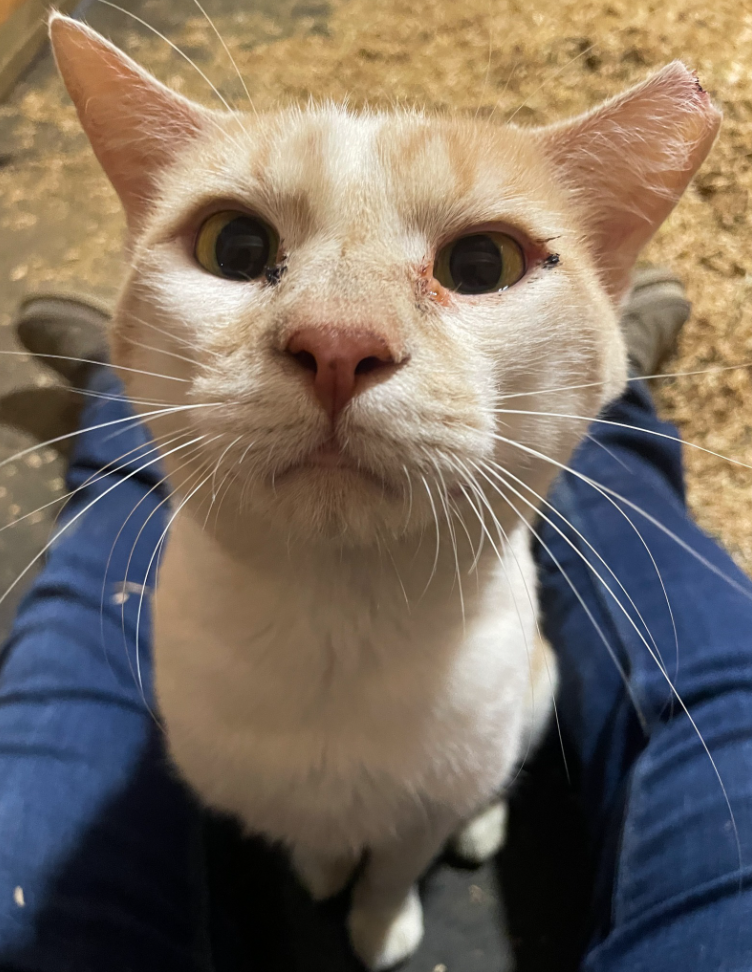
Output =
[{"x1": 247, "y1": 465, "x2": 415, "y2": 547}]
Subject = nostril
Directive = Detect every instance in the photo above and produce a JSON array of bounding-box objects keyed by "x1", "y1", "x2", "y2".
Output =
[
  {"x1": 354, "y1": 355, "x2": 387, "y2": 376},
  {"x1": 292, "y1": 349, "x2": 318, "y2": 373}
]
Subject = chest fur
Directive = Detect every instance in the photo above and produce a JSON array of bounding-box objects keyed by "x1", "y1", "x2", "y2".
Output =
[{"x1": 152, "y1": 516, "x2": 537, "y2": 846}]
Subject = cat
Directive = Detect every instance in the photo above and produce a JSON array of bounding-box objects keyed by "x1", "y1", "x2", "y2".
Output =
[{"x1": 49, "y1": 14, "x2": 720, "y2": 969}]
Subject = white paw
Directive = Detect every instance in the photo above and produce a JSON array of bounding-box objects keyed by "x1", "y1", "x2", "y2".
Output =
[
  {"x1": 349, "y1": 886, "x2": 424, "y2": 970},
  {"x1": 451, "y1": 800, "x2": 508, "y2": 865},
  {"x1": 292, "y1": 847, "x2": 356, "y2": 901}
]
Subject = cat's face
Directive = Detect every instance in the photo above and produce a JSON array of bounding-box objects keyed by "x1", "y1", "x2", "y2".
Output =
[
  {"x1": 116, "y1": 108, "x2": 622, "y2": 542},
  {"x1": 50, "y1": 17, "x2": 720, "y2": 546}
]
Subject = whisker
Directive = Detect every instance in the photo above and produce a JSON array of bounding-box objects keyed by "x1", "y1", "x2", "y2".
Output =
[
  {"x1": 210, "y1": 435, "x2": 244, "y2": 502},
  {"x1": 0, "y1": 433, "x2": 206, "y2": 610},
  {"x1": 99, "y1": 434, "x2": 210, "y2": 714},
  {"x1": 453, "y1": 468, "x2": 540, "y2": 773},
  {"x1": 433, "y1": 459, "x2": 465, "y2": 627},
  {"x1": 498, "y1": 361, "x2": 752, "y2": 402},
  {"x1": 126, "y1": 312, "x2": 221, "y2": 359},
  {"x1": 491, "y1": 407, "x2": 752, "y2": 473},
  {"x1": 505, "y1": 40, "x2": 598, "y2": 125},
  {"x1": 117, "y1": 331, "x2": 198, "y2": 368},
  {"x1": 419, "y1": 475, "x2": 442, "y2": 596},
  {"x1": 0, "y1": 349, "x2": 189, "y2": 382},
  {"x1": 469, "y1": 458, "x2": 646, "y2": 729},
  {"x1": 452, "y1": 457, "x2": 569, "y2": 780},
  {"x1": 479, "y1": 457, "x2": 742, "y2": 873},
  {"x1": 0, "y1": 401, "x2": 222, "y2": 474},
  {"x1": 114, "y1": 439, "x2": 221, "y2": 708},
  {"x1": 0, "y1": 427, "x2": 191, "y2": 534},
  {"x1": 484, "y1": 453, "x2": 671, "y2": 680},
  {"x1": 61, "y1": 387, "x2": 184, "y2": 408},
  {"x1": 401, "y1": 465, "x2": 415, "y2": 532},
  {"x1": 134, "y1": 463, "x2": 218, "y2": 695},
  {"x1": 187, "y1": 0, "x2": 257, "y2": 118},
  {"x1": 95, "y1": 0, "x2": 236, "y2": 116},
  {"x1": 490, "y1": 431, "x2": 752, "y2": 606}
]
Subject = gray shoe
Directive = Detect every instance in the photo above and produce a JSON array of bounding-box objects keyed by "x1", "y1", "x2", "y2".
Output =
[
  {"x1": 621, "y1": 267, "x2": 691, "y2": 377},
  {"x1": 16, "y1": 293, "x2": 111, "y2": 387}
]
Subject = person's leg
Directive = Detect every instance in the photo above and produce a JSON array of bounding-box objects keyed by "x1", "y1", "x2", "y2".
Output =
[
  {"x1": 0, "y1": 313, "x2": 212, "y2": 971},
  {"x1": 537, "y1": 275, "x2": 752, "y2": 970}
]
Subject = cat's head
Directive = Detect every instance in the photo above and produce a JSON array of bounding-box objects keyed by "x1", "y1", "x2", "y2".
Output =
[{"x1": 50, "y1": 16, "x2": 720, "y2": 546}]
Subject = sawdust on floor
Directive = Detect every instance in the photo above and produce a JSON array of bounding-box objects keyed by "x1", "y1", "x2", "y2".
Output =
[{"x1": 1, "y1": 0, "x2": 750, "y2": 566}]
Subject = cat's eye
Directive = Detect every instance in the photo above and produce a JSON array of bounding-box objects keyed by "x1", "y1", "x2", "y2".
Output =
[
  {"x1": 195, "y1": 211, "x2": 279, "y2": 281},
  {"x1": 434, "y1": 232, "x2": 525, "y2": 295}
]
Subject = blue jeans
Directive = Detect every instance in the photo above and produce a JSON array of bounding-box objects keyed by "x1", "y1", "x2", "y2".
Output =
[{"x1": 0, "y1": 371, "x2": 750, "y2": 971}]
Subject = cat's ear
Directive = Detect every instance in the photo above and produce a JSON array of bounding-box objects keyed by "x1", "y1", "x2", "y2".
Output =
[
  {"x1": 49, "y1": 13, "x2": 209, "y2": 230},
  {"x1": 537, "y1": 62, "x2": 721, "y2": 301}
]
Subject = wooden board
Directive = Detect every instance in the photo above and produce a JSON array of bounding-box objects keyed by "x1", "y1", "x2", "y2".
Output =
[{"x1": 0, "y1": 0, "x2": 78, "y2": 102}]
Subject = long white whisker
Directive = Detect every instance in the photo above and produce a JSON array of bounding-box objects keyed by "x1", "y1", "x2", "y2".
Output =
[
  {"x1": 100, "y1": 434, "x2": 211, "y2": 715},
  {"x1": 477, "y1": 459, "x2": 742, "y2": 871},
  {"x1": 0, "y1": 349, "x2": 188, "y2": 382},
  {"x1": 499, "y1": 361, "x2": 752, "y2": 402},
  {"x1": 60, "y1": 386, "x2": 183, "y2": 408},
  {"x1": 187, "y1": 0, "x2": 257, "y2": 118},
  {"x1": 210, "y1": 435, "x2": 243, "y2": 502},
  {"x1": 127, "y1": 313, "x2": 221, "y2": 359},
  {"x1": 420, "y1": 475, "x2": 442, "y2": 596},
  {"x1": 505, "y1": 41, "x2": 598, "y2": 124},
  {"x1": 134, "y1": 464, "x2": 218, "y2": 694},
  {"x1": 484, "y1": 457, "x2": 670, "y2": 685},
  {"x1": 453, "y1": 470, "x2": 541, "y2": 776},
  {"x1": 432, "y1": 460, "x2": 465, "y2": 626},
  {"x1": 94, "y1": 0, "x2": 236, "y2": 115},
  {"x1": 117, "y1": 331, "x2": 198, "y2": 368},
  {"x1": 0, "y1": 401, "x2": 221, "y2": 475},
  {"x1": 481, "y1": 442, "x2": 674, "y2": 676},
  {"x1": 0, "y1": 434, "x2": 205, "y2": 609},
  {"x1": 118, "y1": 440, "x2": 221, "y2": 706},
  {"x1": 492, "y1": 407, "x2": 752, "y2": 474},
  {"x1": 454, "y1": 459, "x2": 569, "y2": 781},
  {"x1": 490, "y1": 432, "x2": 752, "y2": 606},
  {"x1": 402, "y1": 465, "x2": 415, "y2": 531},
  {"x1": 469, "y1": 459, "x2": 646, "y2": 729},
  {"x1": 0, "y1": 427, "x2": 188, "y2": 534}
]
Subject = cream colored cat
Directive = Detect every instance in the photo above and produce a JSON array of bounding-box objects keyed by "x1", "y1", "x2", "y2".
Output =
[{"x1": 50, "y1": 15, "x2": 719, "y2": 969}]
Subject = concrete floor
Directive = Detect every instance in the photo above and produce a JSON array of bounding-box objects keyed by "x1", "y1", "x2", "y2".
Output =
[{"x1": 0, "y1": 2, "x2": 590, "y2": 968}]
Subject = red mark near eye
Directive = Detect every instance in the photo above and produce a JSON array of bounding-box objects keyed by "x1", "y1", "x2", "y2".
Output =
[{"x1": 416, "y1": 261, "x2": 451, "y2": 305}]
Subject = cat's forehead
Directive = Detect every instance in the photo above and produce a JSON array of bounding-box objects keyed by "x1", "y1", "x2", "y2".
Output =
[{"x1": 170, "y1": 107, "x2": 563, "y2": 243}]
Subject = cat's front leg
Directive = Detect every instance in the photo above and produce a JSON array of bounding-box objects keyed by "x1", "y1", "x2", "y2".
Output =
[
  {"x1": 347, "y1": 817, "x2": 457, "y2": 970},
  {"x1": 450, "y1": 796, "x2": 508, "y2": 865}
]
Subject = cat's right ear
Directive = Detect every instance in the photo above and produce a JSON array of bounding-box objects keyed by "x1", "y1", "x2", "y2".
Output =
[{"x1": 49, "y1": 14, "x2": 209, "y2": 230}]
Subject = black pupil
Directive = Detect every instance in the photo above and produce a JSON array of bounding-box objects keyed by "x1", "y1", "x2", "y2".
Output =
[
  {"x1": 449, "y1": 235, "x2": 503, "y2": 294},
  {"x1": 215, "y1": 217, "x2": 271, "y2": 280}
]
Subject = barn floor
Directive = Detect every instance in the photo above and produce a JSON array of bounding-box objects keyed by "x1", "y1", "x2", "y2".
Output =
[{"x1": 0, "y1": 0, "x2": 749, "y2": 967}]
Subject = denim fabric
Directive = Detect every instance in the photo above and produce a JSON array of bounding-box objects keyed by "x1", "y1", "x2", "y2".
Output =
[
  {"x1": 0, "y1": 371, "x2": 210, "y2": 972},
  {"x1": 0, "y1": 371, "x2": 750, "y2": 971}
]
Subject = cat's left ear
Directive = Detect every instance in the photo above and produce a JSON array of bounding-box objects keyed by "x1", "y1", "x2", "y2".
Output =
[
  {"x1": 50, "y1": 13, "x2": 210, "y2": 230},
  {"x1": 537, "y1": 62, "x2": 721, "y2": 301}
]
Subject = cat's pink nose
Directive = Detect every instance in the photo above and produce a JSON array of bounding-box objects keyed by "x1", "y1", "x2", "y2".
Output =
[{"x1": 285, "y1": 327, "x2": 398, "y2": 422}]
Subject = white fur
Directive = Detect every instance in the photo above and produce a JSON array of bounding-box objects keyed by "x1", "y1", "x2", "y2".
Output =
[
  {"x1": 452, "y1": 799, "x2": 509, "y2": 865},
  {"x1": 349, "y1": 886, "x2": 424, "y2": 970}
]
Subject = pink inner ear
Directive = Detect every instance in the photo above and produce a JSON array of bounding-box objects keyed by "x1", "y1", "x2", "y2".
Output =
[
  {"x1": 50, "y1": 14, "x2": 208, "y2": 229},
  {"x1": 539, "y1": 62, "x2": 721, "y2": 301}
]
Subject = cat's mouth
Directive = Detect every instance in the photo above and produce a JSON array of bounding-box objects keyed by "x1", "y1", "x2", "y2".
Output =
[{"x1": 276, "y1": 440, "x2": 394, "y2": 492}]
